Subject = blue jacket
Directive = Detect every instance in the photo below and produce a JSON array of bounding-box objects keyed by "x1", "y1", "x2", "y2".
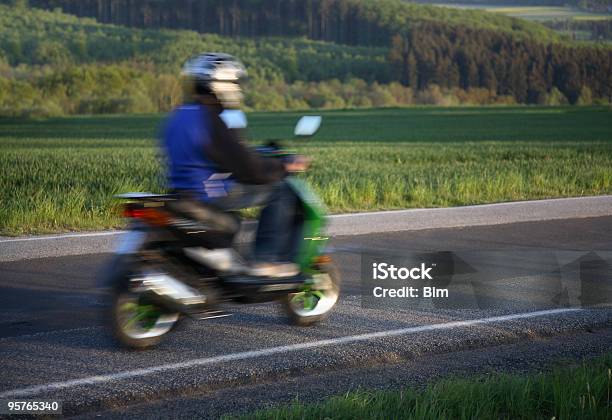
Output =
[
  {"x1": 162, "y1": 104, "x2": 233, "y2": 200},
  {"x1": 162, "y1": 103, "x2": 285, "y2": 201}
]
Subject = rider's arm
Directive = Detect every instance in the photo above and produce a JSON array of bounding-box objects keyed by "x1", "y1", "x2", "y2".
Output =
[{"x1": 204, "y1": 110, "x2": 287, "y2": 184}]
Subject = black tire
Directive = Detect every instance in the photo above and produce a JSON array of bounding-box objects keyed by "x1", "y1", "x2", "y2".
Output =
[{"x1": 284, "y1": 261, "x2": 341, "y2": 326}]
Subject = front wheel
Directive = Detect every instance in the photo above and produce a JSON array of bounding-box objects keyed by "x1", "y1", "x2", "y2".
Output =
[{"x1": 283, "y1": 262, "x2": 341, "y2": 326}]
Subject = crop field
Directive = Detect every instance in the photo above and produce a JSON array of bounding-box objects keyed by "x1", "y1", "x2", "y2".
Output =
[
  {"x1": 1, "y1": 106, "x2": 611, "y2": 236},
  {"x1": 432, "y1": 4, "x2": 612, "y2": 21}
]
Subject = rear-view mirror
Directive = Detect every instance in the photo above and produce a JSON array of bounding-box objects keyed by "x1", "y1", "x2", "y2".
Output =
[
  {"x1": 294, "y1": 116, "x2": 322, "y2": 137},
  {"x1": 220, "y1": 110, "x2": 248, "y2": 129}
]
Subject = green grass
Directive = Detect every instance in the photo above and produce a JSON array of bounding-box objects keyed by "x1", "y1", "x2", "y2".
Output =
[
  {"x1": 235, "y1": 353, "x2": 612, "y2": 420},
  {"x1": 1, "y1": 106, "x2": 611, "y2": 236}
]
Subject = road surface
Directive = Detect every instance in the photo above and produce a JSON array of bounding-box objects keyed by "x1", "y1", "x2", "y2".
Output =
[{"x1": 0, "y1": 210, "x2": 610, "y2": 417}]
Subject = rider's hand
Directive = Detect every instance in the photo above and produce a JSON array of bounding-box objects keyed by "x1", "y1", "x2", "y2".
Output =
[{"x1": 284, "y1": 155, "x2": 311, "y2": 173}]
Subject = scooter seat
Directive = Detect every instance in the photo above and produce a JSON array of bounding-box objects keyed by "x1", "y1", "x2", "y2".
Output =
[{"x1": 166, "y1": 199, "x2": 240, "y2": 235}]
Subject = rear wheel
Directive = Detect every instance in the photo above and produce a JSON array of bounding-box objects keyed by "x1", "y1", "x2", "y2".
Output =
[
  {"x1": 108, "y1": 258, "x2": 180, "y2": 349},
  {"x1": 283, "y1": 262, "x2": 341, "y2": 326}
]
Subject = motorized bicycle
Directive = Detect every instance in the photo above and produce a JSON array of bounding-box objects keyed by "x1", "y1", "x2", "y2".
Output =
[{"x1": 100, "y1": 114, "x2": 340, "y2": 349}]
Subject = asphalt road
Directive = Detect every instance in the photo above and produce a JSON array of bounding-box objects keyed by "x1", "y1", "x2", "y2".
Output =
[{"x1": 0, "y1": 216, "x2": 611, "y2": 418}]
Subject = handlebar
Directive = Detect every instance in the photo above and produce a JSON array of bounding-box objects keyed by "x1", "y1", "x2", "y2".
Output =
[{"x1": 257, "y1": 141, "x2": 307, "y2": 170}]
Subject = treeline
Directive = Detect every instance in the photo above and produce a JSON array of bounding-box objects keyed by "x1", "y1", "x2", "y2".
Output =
[
  {"x1": 412, "y1": 0, "x2": 612, "y2": 13},
  {"x1": 21, "y1": 0, "x2": 562, "y2": 45},
  {"x1": 389, "y1": 21, "x2": 612, "y2": 104},
  {"x1": 577, "y1": 0, "x2": 612, "y2": 12},
  {"x1": 3, "y1": 63, "x2": 561, "y2": 118},
  {"x1": 543, "y1": 19, "x2": 612, "y2": 41}
]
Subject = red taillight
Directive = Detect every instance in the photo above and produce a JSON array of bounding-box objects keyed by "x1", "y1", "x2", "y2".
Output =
[
  {"x1": 122, "y1": 207, "x2": 139, "y2": 218},
  {"x1": 123, "y1": 206, "x2": 170, "y2": 226}
]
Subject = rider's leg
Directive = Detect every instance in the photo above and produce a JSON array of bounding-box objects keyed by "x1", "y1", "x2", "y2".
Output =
[
  {"x1": 210, "y1": 180, "x2": 299, "y2": 264},
  {"x1": 253, "y1": 181, "x2": 299, "y2": 262}
]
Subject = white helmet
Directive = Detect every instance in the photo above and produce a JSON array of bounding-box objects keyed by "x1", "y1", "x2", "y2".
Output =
[{"x1": 181, "y1": 53, "x2": 247, "y2": 109}]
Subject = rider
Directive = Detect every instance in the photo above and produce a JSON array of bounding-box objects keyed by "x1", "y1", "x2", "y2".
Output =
[{"x1": 162, "y1": 53, "x2": 308, "y2": 277}]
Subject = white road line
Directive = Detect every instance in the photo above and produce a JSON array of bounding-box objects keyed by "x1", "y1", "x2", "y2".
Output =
[
  {"x1": 0, "y1": 231, "x2": 125, "y2": 243},
  {"x1": 327, "y1": 195, "x2": 611, "y2": 218},
  {"x1": 0, "y1": 308, "x2": 580, "y2": 398}
]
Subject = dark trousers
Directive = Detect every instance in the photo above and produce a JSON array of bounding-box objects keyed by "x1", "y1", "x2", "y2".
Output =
[{"x1": 207, "y1": 180, "x2": 302, "y2": 263}]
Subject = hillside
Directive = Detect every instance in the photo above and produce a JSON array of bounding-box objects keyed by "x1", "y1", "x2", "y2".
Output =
[
  {"x1": 0, "y1": 2, "x2": 610, "y2": 117},
  {"x1": 0, "y1": 4, "x2": 390, "y2": 81},
  {"x1": 23, "y1": 0, "x2": 564, "y2": 44}
]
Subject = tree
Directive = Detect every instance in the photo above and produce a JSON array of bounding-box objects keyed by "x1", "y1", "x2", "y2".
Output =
[
  {"x1": 545, "y1": 87, "x2": 568, "y2": 106},
  {"x1": 577, "y1": 86, "x2": 593, "y2": 105}
]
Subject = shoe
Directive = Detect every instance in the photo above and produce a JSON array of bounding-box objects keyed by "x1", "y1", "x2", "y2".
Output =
[{"x1": 249, "y1": 262, "x2": 300, "y2": 278}]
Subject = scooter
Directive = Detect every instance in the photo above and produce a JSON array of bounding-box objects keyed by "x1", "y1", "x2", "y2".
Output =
[{"x1": 100, "y1": 115, "x2": 340, "y2": 349}]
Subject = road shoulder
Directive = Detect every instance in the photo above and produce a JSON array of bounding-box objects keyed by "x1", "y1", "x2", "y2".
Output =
[{"x1": 78, "y1": 326, "x2": 612, "y2": 419}]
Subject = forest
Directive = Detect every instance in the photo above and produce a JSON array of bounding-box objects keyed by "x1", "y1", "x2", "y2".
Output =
[
  {"x1": 0, "y1": 1, "x2": 610, "y2": 116},
  {"x1": 19, "y1": 0, "x2": 564, "y2": 44},
  {"x1": 388, "y1": 21, "x2": 612, "y2": 103}
]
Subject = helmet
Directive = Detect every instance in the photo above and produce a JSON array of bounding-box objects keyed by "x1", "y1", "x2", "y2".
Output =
[{"x1": 181, "y1": 53, "x2": 247, "y2": 109}]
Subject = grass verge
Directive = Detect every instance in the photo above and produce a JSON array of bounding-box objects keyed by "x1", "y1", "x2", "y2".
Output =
[{"x1": 235, "y1": 353, "x2": 612, "y2": 420}]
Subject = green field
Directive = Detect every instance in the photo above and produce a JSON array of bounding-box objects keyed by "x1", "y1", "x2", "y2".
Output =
[
  {"x1": 433, "y1": 4, "x2": 612, "y2": 21},
  {"x1": 236, "y1": 353, "x2": 612, "y2": 419},
  {"x1": 1, "y1": 106, "x2": 611, "y2": 236}
]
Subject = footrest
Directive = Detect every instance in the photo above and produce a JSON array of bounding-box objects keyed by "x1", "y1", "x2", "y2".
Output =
[{"x1": 191, "y1": 309, "x2": 231, "y2": 320}]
